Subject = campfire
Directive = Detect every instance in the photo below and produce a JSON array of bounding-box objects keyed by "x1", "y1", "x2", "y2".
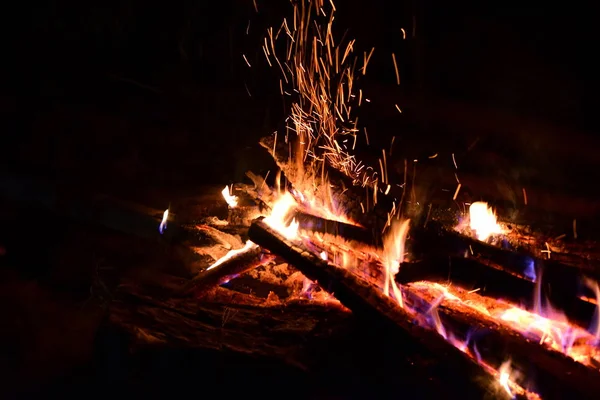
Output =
[{"x1": 116, "y1": 1, "x2": 600, "y2": 399}]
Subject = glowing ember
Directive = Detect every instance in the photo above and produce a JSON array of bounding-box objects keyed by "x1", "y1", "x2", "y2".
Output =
[
  {"x1": 206, "y1": 240, "x2": 257, "y2": 271},
  {"x1": 159, "y1": 208, "x2": 169, "y2": 234},
  {"x1": 221, "y1": 185, "x2": 239, "y2": 208},
  {"x1": 468, "y1": 202, "x2": 503, "y2": 241}
]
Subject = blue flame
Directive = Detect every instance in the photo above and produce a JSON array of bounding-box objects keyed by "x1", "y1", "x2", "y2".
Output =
[{"x1": 523, "y1": 257, "x2": 536, "y2": 282}]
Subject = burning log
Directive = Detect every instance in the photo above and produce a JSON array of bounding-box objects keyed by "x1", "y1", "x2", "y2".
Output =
[
  {"x1": 398, "y1": 256, "x2": 598, "y2": 330},
  {"x1": 183, "y1": 242, "x2": 276, "y2": 294},
  {"x1": 403, "y1": 282, "x2": 600, "y2": 400},
  {"x1": 293, "y1": 210, "x2": 379, "y2": 246},
  {"x1": 412, "y1": 221, "x2": 600, "y2": 326},
  {"x1": 249, "y1": 217, "x2": 525, "y2": 399},
  {"x1": 259, "y1": 135, "x2": 394, "y2": 233}
]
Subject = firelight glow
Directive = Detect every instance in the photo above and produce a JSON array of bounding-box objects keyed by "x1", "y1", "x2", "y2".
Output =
[
  {"x1": 469, "y1": 202, "x2": 503, "y2": 241},
  {"x1": 221, "y1": 185, "x2": 239, "y2": 208}
]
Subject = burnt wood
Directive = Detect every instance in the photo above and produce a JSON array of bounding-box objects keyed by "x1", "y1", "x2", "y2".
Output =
[
  {"x1": 293, "y1": 210, "x2": 379, "y2": 246},
  {"x1": 183, "y1": 245, "x2": 276, "y2": 294},
  {"x1": 411, "y1": 221, "x2": 600, "y2": 324},
  {"x1": 403, "y1": 283, "x2": 600, "y2": 400},
  {"x1": 397, "y1": 256, "x2": 597, "y2": 330}
]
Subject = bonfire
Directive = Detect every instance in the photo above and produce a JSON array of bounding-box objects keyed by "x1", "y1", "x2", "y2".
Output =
[{"x1": 111, "y1": 1, "x2": 600, "y2": 399}]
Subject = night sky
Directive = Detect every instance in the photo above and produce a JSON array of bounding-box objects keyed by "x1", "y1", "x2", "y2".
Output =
[{"x1": 0, "y1": 0, "x2": 598, "y2": 196}]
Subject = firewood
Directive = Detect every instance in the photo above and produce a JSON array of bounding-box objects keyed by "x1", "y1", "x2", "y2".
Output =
[
  {"x1": 183, "y1": 244, "x2": 276, "y2": 294},
  {"x1": 412, "y1": 221, "x2": 600, "y2": 324},
  {"x1": 249, "y1": 217, "x2": 522, "y2": 399},
  {"x1": 404, "y1": 282, "x2": 600, "y2": 400},
  {"x1": 293, "y1": 210, "x2": 379, "y2": 246},
  {"x1": 397, "y1": 256, "x2": 598, "y2": 330}
]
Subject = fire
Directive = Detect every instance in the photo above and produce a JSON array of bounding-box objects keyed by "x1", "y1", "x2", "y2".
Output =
[
  {"x1": 221, "y1": 185, "x2": 238, "y2": 208},
  {"x1": 498, "y1": 360, "x2": 515, "y2": 398},
  {"x1": 263, "y1": 192, "x2": 299, "y2": 240},
  {"x1": 207, "y1": 240, "x2": 258, "y2": 271},
  {"x1": 467, "y1": 201, "x2": 503, "y2": 241},
  {"x1": 382, "y1": 219, "x2": 410, "y2": 307},
  {"x1": 159, "y1": 208, "x2": 169, "y2": 234}
]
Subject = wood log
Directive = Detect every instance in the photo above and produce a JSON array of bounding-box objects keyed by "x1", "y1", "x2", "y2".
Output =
[
  {"x1": 183, "y1": 244, "x2": 276, "y2": 294},
  {"x1": 403, "y1": 281, "x2": 600, "y2": 400},
  {"x1": 108, "y1": 272, "x2": 523, "y2": 398},
  {"x1": 411, "y1": 222, "x2": 600, "y2": 324},
  {"x1": 110, "y1": 274, "x2": 351, "y2": 370},
  {"x1": 397, "y1": 256, "x2": 597, "y2": 330},
  {"x1": 293, "y1": 210, "x2": 379, "y2": 246},
  {"x1": 249, "y1": 217, "x2": 522, "y2": 399}
]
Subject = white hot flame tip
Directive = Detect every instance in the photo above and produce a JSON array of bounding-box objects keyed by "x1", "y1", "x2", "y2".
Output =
[
  {"x1": 159, "y1": 209, "x2": 169, "y2": 234},
  {"x1": 222, "y1": 185, "x2": 239, "y2": 208}
]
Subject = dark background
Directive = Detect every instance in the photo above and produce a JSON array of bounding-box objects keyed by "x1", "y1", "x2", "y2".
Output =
[{"x1": 1, "y1": 0, "x2": 598, "y2": 200}]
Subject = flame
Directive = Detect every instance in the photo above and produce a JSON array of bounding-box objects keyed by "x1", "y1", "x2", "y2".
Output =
[
  {"x1": 498, "y1": 360, "x2": 514, "y2": 398},
  {"x1": 159, "y1": 208, "x2": 169, "y2": 234},
  {"x1": 206, "y1": 240, "x2": 258, "y2": 271},
  {"x1": 495, "y1": 269, "x2": 600, "y2": 366},
  {"x1": 221, "y1": 185, "x2": 239, "y2": 208},
  {"x1": 468, "y1": 202, "x2": 503, "y2": 241},
  {"x1": 381, "y1": 219, "x2": 410, "y2": 307},
  {"x1": 263, "y1": 192, "x2": 299, "y2": 240}
]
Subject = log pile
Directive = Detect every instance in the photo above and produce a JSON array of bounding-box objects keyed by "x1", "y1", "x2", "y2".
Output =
[{"x1": 6, "y1": 169, "x2": 600, "y2": 398}]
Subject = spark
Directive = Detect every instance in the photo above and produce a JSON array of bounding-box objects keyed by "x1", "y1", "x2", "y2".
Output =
[
  {"x1": 242, "y1": 54, "x2": 252, "y2": 67},
  {"x1": 522, "y1": 188, "x2": 528, "y2": 205},
  {"x1": 391, "y1": 53, "x2": 400, "y2": 85},
  {"x1": 452, "y1": 183, "x2": 462, "y2": 200}
]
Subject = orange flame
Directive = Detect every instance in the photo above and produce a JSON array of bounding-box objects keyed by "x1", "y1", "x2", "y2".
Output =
[
  {"x1": 468, "y1": 202, "x2": 503, "y2": 241},
  {"x1": 263, "y1": 192, "x2": 299, "y2": 240},
  {"x1": 382, "y1": 219, "x2": 410, "y2": 307}
]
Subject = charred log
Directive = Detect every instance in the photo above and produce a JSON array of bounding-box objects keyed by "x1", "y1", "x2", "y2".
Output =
[
  {"x1": 249, "y1": 217, "x2": 521, "y2": 399},
  {"x1": 404, "y1": 282, "x2": 600, "y2": 400},
  {"x1": 397, "y1": 256, "x2": 597, "y2": 330},
  {"x1": 411, "y1": 221, "x2": 600, "y2": 325},
  {"x1": 183, "y1": 245, "x2": 276, "y2": 294},
  {"x1": 293, "y1": 211, "x2": 379, "y2": 246}
]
